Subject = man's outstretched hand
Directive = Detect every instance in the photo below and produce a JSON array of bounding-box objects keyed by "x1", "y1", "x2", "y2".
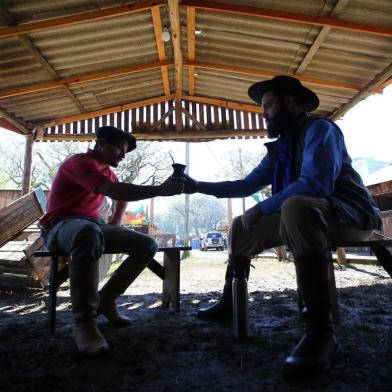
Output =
[
  {"x1": 241, "y1": 204, "x2": 262, "y2": 231},
  {"x1": 182, "y1": 174, "x2": 199, "y2": 194},
  {"x1": 159, "y1": 176, "x2": 186, "y2": 196}
]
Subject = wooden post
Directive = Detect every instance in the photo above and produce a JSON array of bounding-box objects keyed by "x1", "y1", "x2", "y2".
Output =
[
  {"x1": 276, "y1": 246, "x2": 287, "y2": 261},
  {"x1": 22, "y1": 133, "x2": 34, "y2": 196},
  {"x1": 149, "y1": 198, "x2": 154, "y2": 224},
  {"x1": 227, "y1": 198, "x2": 233, "y2": 227},
  {"x1": 336, "y1": 247, "x2": 347, "y2": 264}
]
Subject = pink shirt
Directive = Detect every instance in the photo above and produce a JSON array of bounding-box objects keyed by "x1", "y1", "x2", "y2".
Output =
[{"x1": 40, "y1": 149, "x2": 118, "y2": 228}]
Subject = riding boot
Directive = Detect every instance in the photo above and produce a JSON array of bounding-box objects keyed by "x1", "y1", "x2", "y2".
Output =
[
  {"x1": 70, "y1": 259, "x2": 108, "y2": 356},
  {"x1": 98, "y1": 256, "x2": 148, "y2": 326},
  {"x1": 197, "y1": 256, "x2": 250, "y2": 321},
  {"x1": 283, "y1": 251, "x2": 339, "y2": 378}
]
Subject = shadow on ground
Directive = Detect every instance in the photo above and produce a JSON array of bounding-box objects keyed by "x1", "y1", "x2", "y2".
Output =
[{"x1": 1, "y1": 280, "x2": 392, "y2": 391}]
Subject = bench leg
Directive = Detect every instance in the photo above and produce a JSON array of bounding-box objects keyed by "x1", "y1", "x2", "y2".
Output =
[
  {"x1": 371, "y1": 246, "x2": 392, "y2": 278},
  {"x1": 328, "y1": 262, "x2": 339, "y2": 322},
  {"x1": 48, "y1": 255, "x2": 59, "y2": 334},
  {"x1": 162, "y1": 250, "x2": 180, "y2": 312}
]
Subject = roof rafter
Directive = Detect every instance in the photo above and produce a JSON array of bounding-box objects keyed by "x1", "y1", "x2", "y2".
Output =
[
  {"x1": 295, "y1": 0, "x2": 350, "y2": 74},
  {"x1": 0, "y1": 108, "x2": 30, "y2": 134},
  {"x1": 0, "y1": 4, "x2": 86, "y2": 113},
  {"x1": 183, "y1": 95, "x2": 261, "y2": 113},
  {"x1": 167, "y1": 0, "x2": 183, "y2": 131},
  {"x1": 40, "y1": 128, "x2": 267, "y2": 142},
  {"x1": 0, "y1": 60, "x2": 173, "y2": 99},
  {"x1": 331, "y1": 62, "x2": 392, "y2": 120},
  {"x1": 0, "y1": 0, "x2": 166, "y2": 39},
  {"x1": 186, "y1": 60, "x2": 360, "y2": 91},
  {"x1": 151, "y1": 6, "x2": 171, "y2": 95},
  {"x1": 181, "y1": 0, "x2": 392, "y2": 37},
  {"x1": 187, "y1": 7, "x2": 196, "y2": 95}
]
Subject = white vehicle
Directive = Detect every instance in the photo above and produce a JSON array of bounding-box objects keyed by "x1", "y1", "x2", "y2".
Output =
[{"x1": 200, "y1": 232, "x2": 224, "y2": 251}]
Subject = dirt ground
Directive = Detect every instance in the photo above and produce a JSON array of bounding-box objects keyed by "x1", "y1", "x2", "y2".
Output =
[{"x1": 1, "y1": 250, "x2": 392, "y2": 392}]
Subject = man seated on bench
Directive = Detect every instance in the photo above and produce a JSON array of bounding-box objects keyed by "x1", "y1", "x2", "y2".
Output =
[
  {"x1": 39, "y1": 126, "x2": 185, "y2": 356},
  {"x1": 183, "y1": 76, "x2": 381, "y2": 378}
]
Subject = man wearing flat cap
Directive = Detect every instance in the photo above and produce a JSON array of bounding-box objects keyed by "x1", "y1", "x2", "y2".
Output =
[
  {"x1": 184, "y1": 75, "x2": 381, "y2": 377},
  {"x1": 40, "y1": 126, "x2": 185, "y2": 356}
]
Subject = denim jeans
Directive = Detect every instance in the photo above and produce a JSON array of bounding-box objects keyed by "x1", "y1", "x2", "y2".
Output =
[{"x1": 43, "y1": 216, "x2": 158, "y2": 265}]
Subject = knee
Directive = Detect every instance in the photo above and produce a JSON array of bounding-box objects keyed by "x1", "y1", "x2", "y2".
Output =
[
  {"x1": 230, "y1": 216, "x2": 243, "y2": 233},
  {"x1": 133, "y1": 237, "x2": 158, "y2": 263},
  {"x1": 148, "y1": 238, "x2": 159, "y2": 258},
  {"x1": 73, "y1": 224, "x2": 104, "y2": 260},
  {"x1": 281, "y1": 196, "x2": 310, "y2": 223}
]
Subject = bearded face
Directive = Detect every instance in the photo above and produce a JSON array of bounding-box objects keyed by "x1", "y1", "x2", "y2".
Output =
[{"x1": 262, "y1": 91, "x2": 297, "y2": 138}]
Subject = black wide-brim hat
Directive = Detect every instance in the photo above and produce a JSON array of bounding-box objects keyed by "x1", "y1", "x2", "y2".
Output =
[
  {"x1": 96, "y1": 126, "x2": 136, "y2": 152},
  {"x1": 248, "y1": 75, "x2": 319, "y2": 112}
]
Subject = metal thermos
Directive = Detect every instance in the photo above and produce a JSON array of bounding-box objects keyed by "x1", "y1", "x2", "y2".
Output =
[
  {"x1": 232, "y1": 268, "x2": 249, "y2": 339},
  {"x1": 172, "y1": 163, "x2": 186, "y2": 177}
]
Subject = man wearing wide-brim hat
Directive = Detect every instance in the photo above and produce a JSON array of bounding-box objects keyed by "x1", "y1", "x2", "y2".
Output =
[{"x1": 184, "y1": 75, "x2": 381, "y2": 378}]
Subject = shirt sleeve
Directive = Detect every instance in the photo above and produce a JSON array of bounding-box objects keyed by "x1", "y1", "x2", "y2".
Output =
[
  {"x1": 243, "y1": 154, "x2": 274, "y2": 188},
  {"x1": 61, "y1": 155, "x2": 115, "y2": 193},
  {"x1": 259, "y1": 119, "x2": 343, "y2": 215}
]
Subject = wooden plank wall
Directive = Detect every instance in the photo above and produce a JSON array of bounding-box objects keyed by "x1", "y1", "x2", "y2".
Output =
[
  {"x1": 0, "y1": 189, "x2": 50, "y2": 210},
  {"x1": 43, "y1": 100, "x2": 264, "y2": 137}
]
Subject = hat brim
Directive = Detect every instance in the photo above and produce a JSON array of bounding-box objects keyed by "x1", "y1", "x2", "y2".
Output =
[{"x1": 248, "y1": 80, "x2": 319, "y2": 112}]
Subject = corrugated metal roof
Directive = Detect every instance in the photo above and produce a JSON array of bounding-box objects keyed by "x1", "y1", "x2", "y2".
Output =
[{"x1": 0, "y1": 0, "x2": 391, "y2": 140}]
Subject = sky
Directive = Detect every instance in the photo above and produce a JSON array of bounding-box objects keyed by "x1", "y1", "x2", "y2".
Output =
[{"x1": 0, "y1": 84, "x2": 391, "y2": 217}]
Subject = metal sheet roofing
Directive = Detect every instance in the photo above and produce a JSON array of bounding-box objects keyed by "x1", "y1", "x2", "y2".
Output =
[{"x1": 0, "y1": 0, "x2": 391, "y2": 140}]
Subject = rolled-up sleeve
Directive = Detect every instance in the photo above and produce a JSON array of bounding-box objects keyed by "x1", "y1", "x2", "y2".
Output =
[{"x1": 259, "y1": 119, "x2": 343, "y2": 215}]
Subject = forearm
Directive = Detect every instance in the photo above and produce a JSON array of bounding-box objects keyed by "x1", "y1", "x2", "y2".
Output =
[
  {"x1": 110, "y1": 200, "x2": 127, "y2": 223},
  {"x1": 197, "y1": 180, "x2": 260, "y2": 198},
  {"x1": 98, "y1": 181, "x2": 163, "y2": 202}
]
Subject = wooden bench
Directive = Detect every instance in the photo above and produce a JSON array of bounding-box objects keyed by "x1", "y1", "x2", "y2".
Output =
[
  {"x1": 34, "y1": 246, "x2": 192, "y2": 334},
  {"x1": 296, "y1": 239, "x2": 392, "y2": 322},
  {"x1": 234, "y1": 239, "x2": 392, "y2": 339}
]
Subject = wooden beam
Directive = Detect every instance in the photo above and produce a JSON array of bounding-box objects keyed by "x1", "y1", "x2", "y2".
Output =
[
  {"x1": 0, "y1": 117, "x2": 26, "y2": 135},
  {"x1": 37, "y1": 95, "x2": 174, "y2": 128},
  {"x1": 40, "y1": 128, "x2": 268, "y2": 142},
  {"x1": 0, "y1": 0, "x2": 166, "y2": 39},
  {"x1": 183, "y1": 95, "x2": 262, "y2": 113},
  {"x1": 0, "y1": 108, "x2": 29, "y2": 134},
  {"x1": 168, "y1": 0, "x2": 183, "y2": 131},
  {"x1": 187, "y1": 7, "x2": 196, "y2": 96},
  {"x1": 186, "y1": 60, "x2": 360, "y2": 91},
  {"x1": 0, "y1": 4, "x2": 87, "y2": 113},
  {"x1": 22, "y1": 134, "x2": 34, "y2": 196},
  {"x1": 151, "y1": 6, "x2": 171, "y2": 95},
  {"x1": 0, "y1": 60, "x2": 173, "y2": 99},
  {"x1": 330, "y1": 62, "x2": 392, "y2": 120},
  {"x1": 181, "y1": 0, "x2": 392, "y2": 38},
  {"x1": 295, "y1": 0, "x2": 350, "y2": 74}
]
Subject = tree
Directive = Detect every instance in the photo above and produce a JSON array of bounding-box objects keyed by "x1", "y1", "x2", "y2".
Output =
[
  {"x1": 154, "y1": 194, "x2": 227, "y2": 239},
  {"x1": 221, "y1": 148, "x2": 272, "y2": 200},
  {"x1": 1, "y1": 139, "x2": 172, "y2": 190},
  {"x1": 116, "y1": 142, "x2": 171, "y2": 185}
]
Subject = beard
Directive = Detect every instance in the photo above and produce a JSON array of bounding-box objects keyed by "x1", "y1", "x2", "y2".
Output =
[
  {"x1": 109, "y1": 158, "x2": 121, "y2": 168},
  {"x1": 264, "y1": 106, "x2": 296, "y2": 138}
]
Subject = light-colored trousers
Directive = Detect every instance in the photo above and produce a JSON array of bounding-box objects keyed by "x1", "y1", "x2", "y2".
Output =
[{"x1": 228, "y1": 196, "x2": 373, "y2": 259}]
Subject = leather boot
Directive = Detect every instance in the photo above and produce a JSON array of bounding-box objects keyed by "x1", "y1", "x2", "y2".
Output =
[
  {"x1": 70, "y1": 259, "x2": 108, "y2": 356},
  {"x1": 283, "y1": 251, "x2": 339, "y2": 378},
  {"x1": 98, "y1": 256, "x2": 148, "y2": 326},
  {"x1": 73, "y1": 319, "x2": 109, "y2": 356},
  {"x1": 197, "y1": 257, "x2": 250, "y2": 321}
]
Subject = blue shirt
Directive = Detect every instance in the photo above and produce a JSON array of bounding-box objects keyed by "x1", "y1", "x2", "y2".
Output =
[{"x1": 244, "y1": 119, "x2": 344, "y2": 215}]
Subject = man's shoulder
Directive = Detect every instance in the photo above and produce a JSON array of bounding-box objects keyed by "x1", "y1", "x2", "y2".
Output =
[
  {"x1": 307, "y1": 117, "x2": 339, "y2": 130},
  {"x1": 62, "y1": 151, "x2": 96, "y2": 166}
]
